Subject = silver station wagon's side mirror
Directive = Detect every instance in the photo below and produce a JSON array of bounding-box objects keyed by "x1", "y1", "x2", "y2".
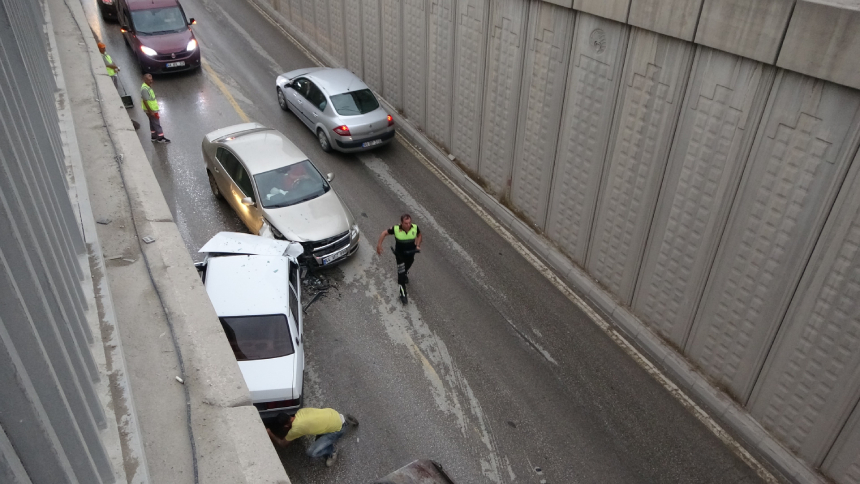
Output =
[
  {"x1": 241, "y1": 197, "x2": 255, "y2": 207},
  {"x1": 326, "y1": 173, "x2": 334, "y2": 182}
]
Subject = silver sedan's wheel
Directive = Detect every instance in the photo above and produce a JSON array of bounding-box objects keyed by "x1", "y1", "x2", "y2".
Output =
[
  {"x1": 277, "y1": 88, "x2": 288, "y2": 111},
  {"x1": 318, "y1": 129, "x2": 332, "y2": 152},
  {"x1": 208, "y1": 171, "x2": 223, "y2": 199}
]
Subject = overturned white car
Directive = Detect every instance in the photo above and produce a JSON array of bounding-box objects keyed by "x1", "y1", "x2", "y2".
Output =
[{"x1": 196, "y1": 232, "x2": 305, "y2": 420}]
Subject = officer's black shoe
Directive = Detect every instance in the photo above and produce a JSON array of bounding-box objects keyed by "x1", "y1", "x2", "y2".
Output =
[{"x1": 157, "y1": 137, "x2": 171, "y2": 143}]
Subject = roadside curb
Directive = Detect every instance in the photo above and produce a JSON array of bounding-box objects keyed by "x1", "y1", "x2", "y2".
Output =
[
  {"x1": 61, "y1": 0, "x2": 291, "y2": 481},
  {"x1": 244, "y1": 1, "x2": 823, "y2": 483}
]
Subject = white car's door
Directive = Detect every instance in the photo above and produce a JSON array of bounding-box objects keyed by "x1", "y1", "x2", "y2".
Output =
[{"x1": 288, "y1": 258, "x2": 304, "y2": 396}]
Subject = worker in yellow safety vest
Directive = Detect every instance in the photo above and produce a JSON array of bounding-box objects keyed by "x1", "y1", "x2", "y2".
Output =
[
  {"x1": 140, "y1": 74, "x2": 170, "y2": 143},
  {"x1": 97, "y1": 43, "x2": 120, "y2": 88}
]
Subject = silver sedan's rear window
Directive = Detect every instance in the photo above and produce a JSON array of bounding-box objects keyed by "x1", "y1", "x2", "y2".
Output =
[
  {"x1": 330, "y1": 89, "x2": 379, "y2": 115},
  {"x1": 220, "y1": 314, "x2": 294, "y2": 361}
]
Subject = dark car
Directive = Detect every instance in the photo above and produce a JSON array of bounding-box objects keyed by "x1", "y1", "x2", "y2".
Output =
[
  {"x1": 116, "y1": 0, "x2": 200, "y2": 74},
  {"x1": 97, "y1": 0, "x2": 118, "y2": 21}
]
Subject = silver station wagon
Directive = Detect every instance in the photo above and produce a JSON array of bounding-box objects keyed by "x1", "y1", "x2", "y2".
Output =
[
  {"x1": 202, "y1": 123, "x2": 360, "y2": 266},
  {"x1": 276, "y1": 67, "x2": 395, "y2": 153}
]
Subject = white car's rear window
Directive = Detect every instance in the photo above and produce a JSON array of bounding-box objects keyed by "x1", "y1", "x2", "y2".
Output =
[
  {"x1": 331, "y1": 89, "x2": 379, "y2": 115},
  {"x1": 220, "y1": 314, "x2": 293, "y2": 361}
]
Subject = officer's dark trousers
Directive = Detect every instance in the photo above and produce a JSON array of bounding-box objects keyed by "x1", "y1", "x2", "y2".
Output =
[
  {"x1": 394, "y1": 252, "x2": 414, "y2": 286},
  {"x1": 147, "y1": 114, "x2": 164, "y2": 140}
]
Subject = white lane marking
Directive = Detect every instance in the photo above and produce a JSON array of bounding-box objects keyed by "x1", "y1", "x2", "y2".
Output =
[
  {"x1": 340, "y1": 237, "x2": 510, "y2": 483},
  {"x1": 394, "y1": 134, "x2": 779, "y2": 484},
  {"x1": 358, "y1": 153, "x2": 558, "y2": 366}
]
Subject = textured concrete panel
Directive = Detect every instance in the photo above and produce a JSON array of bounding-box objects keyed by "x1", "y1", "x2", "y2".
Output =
[
  {"x1": 546, "y1": 14, "x2": 628, "y2": 265},
  {"x1": 748, "y1": 149, "x2": 860, "y2": 468},
  {"x1": 587, "y1": 29, "x2": 694, "y2": 304},
  {"x1": 300, "y1": 0, "x2": 315, "y2": 35},
  {"x1": 695, "y1": 0, "x2": 795, "y2": 64},
  {"x1": 510, "y1": 2, "x2": 575, "y2": 227},
  {"x1": 426, "y1": 0, "x2": 456, "y2": 149},
  {"x1": 314, "y1": 1, "x2": 330, "y2": 55},
  {"x1": 634, "y1": 48, "x2": 774, "y2": 346},
  {"x1": 778, "y1": 1, "x2": 860, "y2": 91},
  {"x1": 328, "y1": 0, "x2": 347, "y2": 66},
  {"x1": 289, "y1": 0, "x2": 301, "y2": 25},
  {"x1": 451, "y1": 0, "x2": 490, "y2": 171},
  {"x1": 628, "y1": 0, "x2": 703, "y2": 41},
  {"x1": 403, "y1": 0, "x2": 427, "y2": 127},
  {"x1": 478, "y1": 0, "x2": 528, "y2": 196},
  {"x1": 573, "y1": 0, "x2": 631, "y2": 23},
  {"x1": 344, "y1": 0, "x2": 364, "y2": 77},
  {"x1": 824, "y1": 403, "x2": 860, "y2": 484},
  {"x1": 687, "y1": 71, "x2": 860, "y2": 402},
  {"x1": 362, "y1": 0, "x2": 382, "y2": 91},
  {"x1": 381, "y1": 0, "x2": 402, "y2": 109}
]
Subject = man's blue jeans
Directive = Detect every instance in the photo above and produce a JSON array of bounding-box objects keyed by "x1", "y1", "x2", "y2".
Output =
[{"x1": 306, "y1": 428, "x2": 346, "y2": 458}]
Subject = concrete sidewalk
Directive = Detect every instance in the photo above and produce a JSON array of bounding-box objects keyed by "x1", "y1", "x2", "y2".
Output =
[{"x1": 46, "y1": 0, "x2": 290, "y2": 481}]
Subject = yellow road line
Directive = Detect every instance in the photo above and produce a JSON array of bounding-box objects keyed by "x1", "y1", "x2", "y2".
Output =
[{"x1": 201, "y1": 58, "x2": 250, "y2": 123}]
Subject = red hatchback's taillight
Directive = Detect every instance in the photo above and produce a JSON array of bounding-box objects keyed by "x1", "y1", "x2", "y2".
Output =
[
  {"x1": 387, "y1": 115, "x2": 394, "y2": 127},
  {"x1": 333, "y1": 125, "x2": 350, "y2": 136}
]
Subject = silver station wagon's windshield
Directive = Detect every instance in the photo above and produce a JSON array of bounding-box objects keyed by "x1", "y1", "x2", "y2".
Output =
[
  {"x1": 330, "y1": 89, "x2": 379, "y2": 116},
  {"x1": 219, "y1": 314, "x2": 294, "y2": 361},
  {"x1": 254, "y1": 160, "x2": 330, "y2": 209}
]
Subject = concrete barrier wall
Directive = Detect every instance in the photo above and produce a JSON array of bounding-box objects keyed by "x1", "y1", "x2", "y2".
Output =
[
  {"x1": 0, "y1": 0, "x2": 112, "y2": 481},
  {"x1": 249, "y1": 0, "x2": 860, "y2": 482},
  {"x1": 0, "y1": 0, "x2": 292, "y2": 481}
]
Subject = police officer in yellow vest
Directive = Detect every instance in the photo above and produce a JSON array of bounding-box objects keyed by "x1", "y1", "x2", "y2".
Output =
[
  {"x1": 376, "y1": 214, "x2": 422, "y2": 291},
  {"x1": 98, "y1": 43, "x2": 120, "y2": 88},
  {"x1": 141, "y1": 74, "x2": 170, "y2": 143}
]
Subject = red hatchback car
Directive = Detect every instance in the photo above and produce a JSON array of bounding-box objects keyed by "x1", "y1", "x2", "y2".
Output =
[{"x1": 117, "y1": 0, "x2": 200, "y2": 74}]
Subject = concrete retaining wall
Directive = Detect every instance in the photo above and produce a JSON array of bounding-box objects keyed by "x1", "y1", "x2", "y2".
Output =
[
  {"x1": 247, "y1": 0, "x2": 860, "y2": 482},
  {"x1": 0, "y1": 0, "x2": 292, "y2": 481},
  {"x1": 0, "y1": 0, "x2": 113, "y2": 481}
]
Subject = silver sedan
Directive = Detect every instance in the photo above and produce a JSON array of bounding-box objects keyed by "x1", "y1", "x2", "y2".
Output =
[
  {"x1": 202, "y1": 123, "x2": 360, "y2": 267},
  {"x1": 276, "y1": 67, "x2": 395, "y2": 153}
]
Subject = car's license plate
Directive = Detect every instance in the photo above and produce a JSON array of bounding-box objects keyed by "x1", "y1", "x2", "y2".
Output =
[
  {"x1": 166, "y1": 61, "x2": 185, "y2": 68},
  {"x1": 362, "y1": 139, "x2": 382, "y2": 148},
  {"x1": 322, "y1": 247, "x2": 348, "y2": 265}
]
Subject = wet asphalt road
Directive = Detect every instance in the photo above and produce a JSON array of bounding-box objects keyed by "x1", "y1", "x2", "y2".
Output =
[{"x1": 82, "y1": 0, "x2": 768, "y2": 482}]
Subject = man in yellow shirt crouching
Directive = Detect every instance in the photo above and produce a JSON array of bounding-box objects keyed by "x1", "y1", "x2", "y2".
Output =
[{"x1": 267, "y1": 407, "x2": 359, "y2": 467}]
